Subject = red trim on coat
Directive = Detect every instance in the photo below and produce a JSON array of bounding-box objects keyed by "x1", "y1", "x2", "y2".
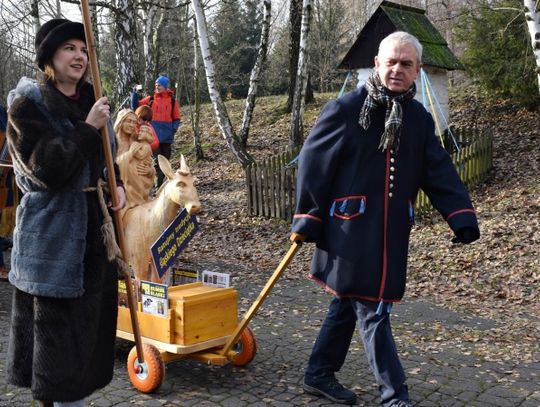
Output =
[
  {"x1": 446, "y1": 208, "x2": 476, "y2": 220},
  {"x1": 334, "y1": 213, "x2": 363, "y2": 220},
  {"x1": 308, "y1": 275, "x2": 401, "y2": 302},
  {"x1": 331, "y1": 195, "x2": 366, "y2": 220},
  {"x1": 293, "y1": 213, "x2": 323, "y2": 222}
]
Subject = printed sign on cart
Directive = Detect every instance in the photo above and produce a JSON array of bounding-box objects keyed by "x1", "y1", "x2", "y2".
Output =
[
  {"x1": 141, "y1": 280, "x2": 169, "y2": 317},
  {"x1": 202, "y1": 270, "x2": 230, "y2": 288},
  {"x1": 150, "y1": 208, "x2": 199, "y2": 278}
]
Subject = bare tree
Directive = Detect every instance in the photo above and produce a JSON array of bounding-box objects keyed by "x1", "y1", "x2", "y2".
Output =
[
  {"x1": 139, "y1": 0, "x2": 160, "y2": 91},
  {"x1": 191, "y1": 0, "x2": 253, "y2": 167},
  {"x1": 289, "y1": 0, "x2": 312, "y2": 149},
  {"x1": 524, "y1": 0, "x2": 540, "y2": 94},
  {"x1": 238, "y1": 0, "x2": 272, "y2": 147},
  {"x1": 191, "y1": 29, "x2": 203, "y2": 159},
  {"x1": 111, "y1": 0, "x2": 138, "y2": 108}
]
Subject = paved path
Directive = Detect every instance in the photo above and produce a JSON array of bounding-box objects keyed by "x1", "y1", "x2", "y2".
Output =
[{"x1": 1, "y1": 267, "x2": 539, "y2": 406}]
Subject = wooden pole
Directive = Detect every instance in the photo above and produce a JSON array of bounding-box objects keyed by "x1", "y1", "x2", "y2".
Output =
[
  {"x1": 219, "y1": 233, "x2": 305, "y2": 356},
  {"x1": 79, "y1": 0, "x2": 145, "y2": 363}
]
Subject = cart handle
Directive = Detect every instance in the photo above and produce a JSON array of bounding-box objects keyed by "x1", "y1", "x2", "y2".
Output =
[{"x1": 220, "y1": 233, "x2": 305, "y2": 356}]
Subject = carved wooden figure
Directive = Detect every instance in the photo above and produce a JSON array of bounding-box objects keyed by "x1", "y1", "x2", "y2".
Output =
[
  {"x1": 114, "y1": 109, "x2": 156, "y2": 209},
  {"x1": 123, "y1": 155, "x2": 201, "y2": 284}
]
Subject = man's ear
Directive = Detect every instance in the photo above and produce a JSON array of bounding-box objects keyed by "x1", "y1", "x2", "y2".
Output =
[{"x1": 374, "y1": 55, "x2": 379, "y2": 69}]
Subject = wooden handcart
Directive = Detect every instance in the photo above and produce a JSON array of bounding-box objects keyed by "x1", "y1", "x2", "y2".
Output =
[{"x1": 117, "y1": 234, "x2": 304, "y2": 393}]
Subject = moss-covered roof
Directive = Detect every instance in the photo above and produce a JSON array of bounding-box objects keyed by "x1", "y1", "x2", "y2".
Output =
[
  {"x1": 381, "y1": 2, "x2": 463, "y2": 69},
  {"x1": 338, "y1": 1, "x2": 463, "y2": 71}
]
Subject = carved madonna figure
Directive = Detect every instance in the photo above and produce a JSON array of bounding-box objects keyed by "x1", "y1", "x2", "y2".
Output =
[{"x1": 114, "y1": 109, "x2": 156, "y2": 209}]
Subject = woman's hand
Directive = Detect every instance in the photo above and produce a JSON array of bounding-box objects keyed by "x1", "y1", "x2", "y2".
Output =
[
  {"x1": 86, "y1": 96, "x2": 110, "y2": 130},
  {"x1": 108, "y1": 185, "x2": 126, "y2": 211}
]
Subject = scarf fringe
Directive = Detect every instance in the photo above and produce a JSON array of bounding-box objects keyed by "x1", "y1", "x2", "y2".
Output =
[{"x1": 358, "y1": 70, "x2": 415, "y2": 152}]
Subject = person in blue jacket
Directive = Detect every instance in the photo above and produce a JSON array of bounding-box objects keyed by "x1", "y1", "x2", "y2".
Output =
[{"x1": 291, "y1": 31, "x2": 480, "y2": 406}]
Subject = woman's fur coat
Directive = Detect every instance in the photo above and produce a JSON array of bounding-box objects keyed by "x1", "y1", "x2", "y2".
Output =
[{"x1": 6, "y1": 77, "x2": 119, "y2": 402}]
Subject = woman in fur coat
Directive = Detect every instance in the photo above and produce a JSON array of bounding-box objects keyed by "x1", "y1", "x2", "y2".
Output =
[{"x1": 5, "y1": 19, "x2": 126, "y2": 407}]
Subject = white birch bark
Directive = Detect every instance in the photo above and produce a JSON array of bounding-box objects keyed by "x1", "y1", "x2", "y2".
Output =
[
  {"x1": 30, "y1": 0, "x2": 40, "y2": 37},
  {"x1": 524, "y1": 0, "x2": 540, "y2": 94},
  {"x1": 289, "y1": 0, "x2": 312, "y2": 149},
  {"x1": 191, "y1": 0, "x2": 253, "y2": 167},
  {"x1": 238, "y1": 0, "x2": 272, "y2": 146},
  {"x1": 140, "y1": 1, "x2": 159, "y2": 92},
  {"x1": 192, "y1": 30, "x2": 203, "y2": 159},
  {"x1": 113, "y1": 0, "x2": 137, "y2": 108}
]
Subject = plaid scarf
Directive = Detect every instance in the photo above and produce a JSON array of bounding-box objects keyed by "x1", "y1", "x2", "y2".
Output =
[{"x1": 358, "y1": 70, "x2": 416, "y2": 151}]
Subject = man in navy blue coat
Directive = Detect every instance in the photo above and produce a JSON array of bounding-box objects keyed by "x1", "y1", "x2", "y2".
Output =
[{"x1": 291, "y1": 32, "x2": 480, "y2": 406}]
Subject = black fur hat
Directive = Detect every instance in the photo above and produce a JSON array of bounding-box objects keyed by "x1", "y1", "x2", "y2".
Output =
[{"x1": 35, "y1": 19, "x2": 86, "y2": 71}]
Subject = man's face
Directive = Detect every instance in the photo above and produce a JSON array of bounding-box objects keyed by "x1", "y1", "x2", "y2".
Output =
[
  {"x1": 374, "y1": 40, "x2": 420, "y2": 93},
  {"x1": 155, "y1": 83, "x2": 166, "y2": 93}
]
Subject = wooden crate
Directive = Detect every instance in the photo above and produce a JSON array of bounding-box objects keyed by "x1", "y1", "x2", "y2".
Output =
[
  {"x1": 117, "y1": 282, "x2": 238, "y2": 346},
  {"x1": 169, "y1": 282, "x2": 238, "y2": 345}
]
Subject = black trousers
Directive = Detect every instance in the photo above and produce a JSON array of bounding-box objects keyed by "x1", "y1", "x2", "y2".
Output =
[{"x1": 154, "y1": 143, "x2": 172, "y2": 186}]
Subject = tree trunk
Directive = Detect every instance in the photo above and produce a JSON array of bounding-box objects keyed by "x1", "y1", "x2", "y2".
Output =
[
  {"x1": 112, "y1": 0, "x2": 138, "y2": 109},
  {"x1": 289, "y1": 0, "x2": 312, "y2": 149},
  {"x1": 286, "y1": 0, "x2": 302, "y2": 113},
  {"x1": 30, "y1": 0, "x2": 40, "y2": 35},
  {"x1": 90, "y1": 1, "x2": 100, "y2": 55},
  {"x1": 524, "y1": 0, "x2": 540, "y2": 94},
  {"x1": 238, "y1": 0, "x2": 272, "y2": 148},
  {"x1": 191, "y1": 0, "x2": 253, "y2": 168},
  {"x1": 192, "y1": 28, "x2": 204, "y2": 160},
  {"x1": 141, "y1": 1, "x2": 159, "y2": 92}
]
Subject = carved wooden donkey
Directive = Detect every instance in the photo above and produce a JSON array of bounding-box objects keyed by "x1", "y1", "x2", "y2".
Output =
[{"x1": 123, "y1": 155, "x2": 201, "y2": 283}]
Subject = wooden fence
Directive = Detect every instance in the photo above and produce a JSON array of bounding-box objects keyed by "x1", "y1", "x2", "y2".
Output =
[
  {"x1": 245, "y1": 149, "x2": 299, "y2": 220},
  {"x1": 245, "y1": 127, "x2": 493, "y2": 219}
]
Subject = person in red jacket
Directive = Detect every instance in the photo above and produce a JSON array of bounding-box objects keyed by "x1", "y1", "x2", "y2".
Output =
[{"x1": 131, "y1": 75, "x2": 180, "y2": 184}]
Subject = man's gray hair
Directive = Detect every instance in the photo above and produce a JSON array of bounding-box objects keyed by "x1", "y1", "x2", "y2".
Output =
[{"x1": 378, "y1": 31, "x2": 423, "y2": 64}]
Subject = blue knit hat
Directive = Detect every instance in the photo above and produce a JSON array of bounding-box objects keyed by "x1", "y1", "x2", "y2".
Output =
[{"x1": 155, "y1": 75, "x2": 169, "y2": 88}]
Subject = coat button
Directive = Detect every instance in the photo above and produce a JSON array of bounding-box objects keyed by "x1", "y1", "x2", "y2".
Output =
[
  {"x1": 388, "y1": 192, "x2": 393, "y2": 198},
  {"x1": 390, "y1": 175, "x2": 395, "y2": 180},
  {"x1": 390, "y1": 157, "x2": 395, "y2": 163},
  {"x1": 390, "y1": 166, "x2": 395, "y2": 172},
  {"x1": 389, "y1": 184, "x2": 394, "y2": 189}
]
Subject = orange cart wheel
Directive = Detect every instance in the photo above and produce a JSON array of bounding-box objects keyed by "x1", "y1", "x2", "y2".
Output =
[
  {"x1": 127, "y1": 343, "x2": 165, "y2": 393},
  {"x1": 231, "y1": 326, "x2": 257, "y2": 366}
]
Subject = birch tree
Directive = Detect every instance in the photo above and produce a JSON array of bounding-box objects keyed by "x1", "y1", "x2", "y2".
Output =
[
  {"x1": 111, "y1": 0, "x2": 138, "y2": 108},
  {"x1": 238, "y1": 0, "x2": 271, "y2": 147},
  {"x1": 524, "y1": 0, "x2": 540, "y2": 94},
  {"x1": 192, "y1": 30, "x2": 203, "y2": 159},
  {"x1": 289, "y1": 0, "x2": 312, "y2": 149},
  {"x1": 286, "y1": 0, "x2": 302, "y2": 113},
  {"x1": 191, "y1": 0, "x2": 253, "y2": 167},
  {"x1": 139, "y1": 0, "x2": 160, "y2": 92}
]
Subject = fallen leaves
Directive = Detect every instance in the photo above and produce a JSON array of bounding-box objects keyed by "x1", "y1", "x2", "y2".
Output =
[{"x1": 174, "y1": 92, "x2": 539, "y2": 365}]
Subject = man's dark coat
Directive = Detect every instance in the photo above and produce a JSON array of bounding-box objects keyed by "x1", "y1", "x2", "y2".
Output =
[{"x1": 292, "y1": 87, "x2": 479, "y2": 302}]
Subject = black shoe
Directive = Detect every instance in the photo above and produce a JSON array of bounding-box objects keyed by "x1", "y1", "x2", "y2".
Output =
[{"x1": 303, "y1": 378, "x2": 357, "y2": 405}]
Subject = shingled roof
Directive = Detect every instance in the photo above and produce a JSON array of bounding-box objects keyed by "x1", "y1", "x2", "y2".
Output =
[{"x1": 338, "y1": 1, "x2": 463, "y2": 70}]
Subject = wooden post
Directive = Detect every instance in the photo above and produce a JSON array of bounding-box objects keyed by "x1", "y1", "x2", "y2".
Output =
[{"x1": 80, "y1": 0, "x2": 145, "y2": 363}]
